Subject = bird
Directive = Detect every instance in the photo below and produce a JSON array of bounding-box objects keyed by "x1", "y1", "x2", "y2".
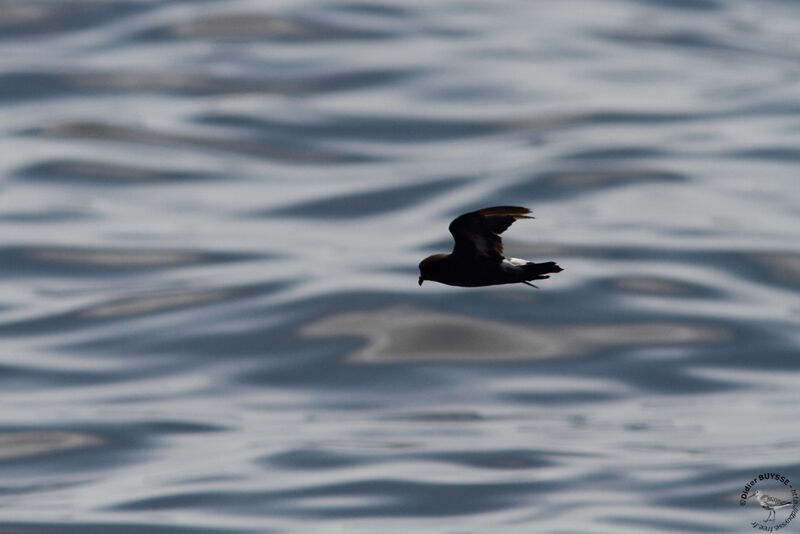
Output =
[
  {"x1": 418, "y1": 206, "x2": 562, "y2": 288},
  {"x1": 748, "y1": 489, "x2": 793, "y2": 522}
]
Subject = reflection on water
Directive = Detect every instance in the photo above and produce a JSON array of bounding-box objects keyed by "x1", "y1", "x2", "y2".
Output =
[
  {"x1": 304, "y1": 306, "x2": 727, "y2": 363},
  {"x1": 1, "y1": 0, "x2": 799, "y2": 532},
  {"x1": 0, "y1": 431, "x2": 103, "y2": 461}
]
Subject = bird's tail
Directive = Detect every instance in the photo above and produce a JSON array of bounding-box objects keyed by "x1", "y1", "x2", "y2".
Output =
[{"x1": 522, "y1": 261, "x2": 563, "y2": 283}]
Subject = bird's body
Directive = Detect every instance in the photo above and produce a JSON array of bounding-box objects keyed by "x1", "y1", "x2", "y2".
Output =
[
  {"x1": 418, "y1": 206, "x2": 562, "y2": 288},
  {"x1": 749, "y1": 490, "x2": 793, "y2": 522}
]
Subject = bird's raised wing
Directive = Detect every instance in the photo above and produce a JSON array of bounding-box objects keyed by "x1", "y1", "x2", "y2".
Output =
[{"x1": 449, "y1": 206, "x2": 533, "y2": 259}]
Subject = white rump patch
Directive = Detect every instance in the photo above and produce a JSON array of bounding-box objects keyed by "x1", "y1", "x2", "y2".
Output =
[{"x1": 502, "y1": 257, "x2": 528, "y2": 272}]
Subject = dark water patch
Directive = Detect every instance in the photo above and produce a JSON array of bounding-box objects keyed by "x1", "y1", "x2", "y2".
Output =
[
  {"x1": 140, "y1": 421, "x2": 225, "y2": 435},
  {"x1": 266, "y1": 448, "x2": 365, "y2": 470},
  {"x1": 0, "y1": 210, "x2": 88, "y2": 223},
  {"x1": 563, "y1": 146, "x2": 668, "y2": 160},
  {"x1": 596, "y1": 28, "x2": 742, "y2": 55},
  {"x1": 502, "y1": 390, "x2": 620, "y2": 406},
  {"x1": 265, "y1": 178, "x2": 467, "y2": 219},
  {"x1": 421, "y1": 82, "x2": 523, "y2": 102},
  {"x1": 23, "y1": 121, "x2": 374, "y2": 164},
  {"x1": 190, "y1": 108, "x2": 722, "y2": 148},
  {"x1": 114, "y1": 478, "x2": 548, "y2": 518},
  {"x1": 727, "y1": 147, "x2": 800, "y2": 164},
  {"x1": 580, "y1": 109, "x2": 704, "y2": 125},
  {"x1": 0, "y1": 69, "x2": 415, "y2": 102},
  {"x1": 0, "y1": 72, "x2": 79, "y2": 102},
  {"x1": 537, "y1": 106, "x2": 800, "y2": 127},
  {"x1": 0, "y1": 363, "x2": 130, "y2": 390},
  {"x1": 197, "y1": 112, "x2": 514, "y2": 144},
  {"x1": 496, "y1": 168, "x2": 686, "y2": 201},
  {"x1": 422, "y1": 449, "x2": 553, "y2": 470},
  {"x1": 197, "y1": 106, "x2": 740, "y2": 146},
  {"x1": 329, "y1": 2, "x2": 415, "y2": 17},
  {"x1": 285, "y1": 67, "x2": 418, "y2": 94},
  {"x1": 0, "y1": 1, "x2": 148, "y2": 38},
  {"x1": 0, "y1": 246, "x2": 255, "y2": 277},
  {"x1": 279, "y1": 478, "x2": 542, "y2": 517},
  {"x1": 0, "y1": 71, "x2": 225, "y2": 101},
  {"x1": 613, "y1": 276, "x2": 707, "y2": 296},
  {"x1": 689, "y1": 344, "x2": 800, "y2": 372},
  {"x1": 611, "y1": 364, "x2": 734, "y2": 394},
  {"x1": 631, "y1": 0, "x2": 721, "y2": 10},
  {"x1": 730, "y1": 99, "x2": 800, "y2": 118},
  {"x1": 16, "y1": 159, "x2": 218, "y2": 185},
  {"x1": 751, "y1": 252, "x2": 800, "y2": 287},
  {"x1": 0, "y1": 282, "x2": 288, "y2": 336},
  {"x1": 138, "y1": 11, "x2": 389, "y2": 42}
]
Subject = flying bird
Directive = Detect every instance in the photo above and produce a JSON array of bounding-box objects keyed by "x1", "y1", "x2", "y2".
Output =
[{"x1": 418, "y1": 206, "x2": 562, "y2": 288}]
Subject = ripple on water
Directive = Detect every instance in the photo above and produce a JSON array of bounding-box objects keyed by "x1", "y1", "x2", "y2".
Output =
[
  {"x1": 0, "y1": 431, "x2": 103, "y2": 461},
  {"x1": 266, "y1": 448, "x2": 366, "y2": 471},
  {"x1": 266, "y1": 445, "x2": 555, "y2": 473},
  {"x1": 613, "y1": 276, "x2": 699, "y2": 296},
  {"x1": 113, "y1": 478, "x2": 549, "y2": 518},
  {"x1": 264, "y1": 177, "x2": 468, "y2": 219},
  {"x1": 80, "y1": 285, "x2": 278, "y2": 320},
  {"x1": 752, "y1": 252, "x2": 800, "y2": 287},
  {"x1": 24, "y1": 121, "x2": 375, "y2": 164},
  {"x1": 196, "y1": 112, "x2": 518, "y2": 143},
  {"x1": 0, "y1": 246, "x2": 254, "y2": 276},
  {"x1": 303, "y1": 307, "x2": 728, "y2": 363},
  {"x1": 497, "y1": 168, "x2": 686, "y2": 201},
  {"x1": 728, "y1": 147, "x2": 800, "y2": 164},
  {"x1": 0, "y1": 1, "x2": 148, "y2": 37},
  {"x1": 562, "y1": 146, "x2": 669, "y2": 160},
  {"x1": 0, "y1": 68, "x2": 415, "y2": 101},
  {"x1": 0, "y1": 282, "x2": 287, "y2": 337},
  {"x1": 138, "y1": 10, "x2": 389, "y2": 42},
  {"x1": 16, "y1": 159, "x2": 217, "y2": 184}
]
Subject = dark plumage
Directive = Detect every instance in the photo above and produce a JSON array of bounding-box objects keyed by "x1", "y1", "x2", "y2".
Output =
[{"x1": 418, "y1": 206, "x2": 562, "y2": 288}]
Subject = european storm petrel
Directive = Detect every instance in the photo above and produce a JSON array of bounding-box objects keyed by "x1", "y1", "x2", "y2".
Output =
[{"x1": 418, "y1": 206, "x2": 562, "y2": 288}]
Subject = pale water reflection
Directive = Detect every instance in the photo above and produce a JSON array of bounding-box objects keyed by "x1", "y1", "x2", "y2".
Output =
[{"x1": 305, "y1": 307, "x2": 728, "y2": 363}]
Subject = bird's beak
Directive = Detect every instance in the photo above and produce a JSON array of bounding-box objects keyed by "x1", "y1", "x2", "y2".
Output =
[
  {"x1": 418, "y1": 277, "x2": 424, "y2": 286},
  {"x1": 746, "y1": 493, "x2": 754, "y2": 499}
]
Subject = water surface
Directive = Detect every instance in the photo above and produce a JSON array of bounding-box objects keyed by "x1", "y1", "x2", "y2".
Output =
[{"x1": 1, "y1": 0, "x2": 800, "y2": 532}]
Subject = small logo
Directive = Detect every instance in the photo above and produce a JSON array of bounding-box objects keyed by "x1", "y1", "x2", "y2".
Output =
[{"x1": 740, "y1": 472, "x2": 798, "y2": 530}]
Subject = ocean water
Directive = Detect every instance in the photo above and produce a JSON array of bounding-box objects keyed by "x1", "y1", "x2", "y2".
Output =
[{"x1": 1, "y1": 0, "x2": 800, "y2": 532}]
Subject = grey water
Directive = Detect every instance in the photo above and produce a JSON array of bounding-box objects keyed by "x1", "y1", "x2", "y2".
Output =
[{"x1": 1, "y1": 0, "x2": 800, "y2": 532}]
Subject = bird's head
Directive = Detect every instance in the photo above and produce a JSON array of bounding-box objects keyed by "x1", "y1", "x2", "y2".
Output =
[
  {"x1": 747, "y1": 490, "x2": 762, "y2": 499},
  {"x1": 418, "y1": 254, "x2": 447, "y2": 286}
]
